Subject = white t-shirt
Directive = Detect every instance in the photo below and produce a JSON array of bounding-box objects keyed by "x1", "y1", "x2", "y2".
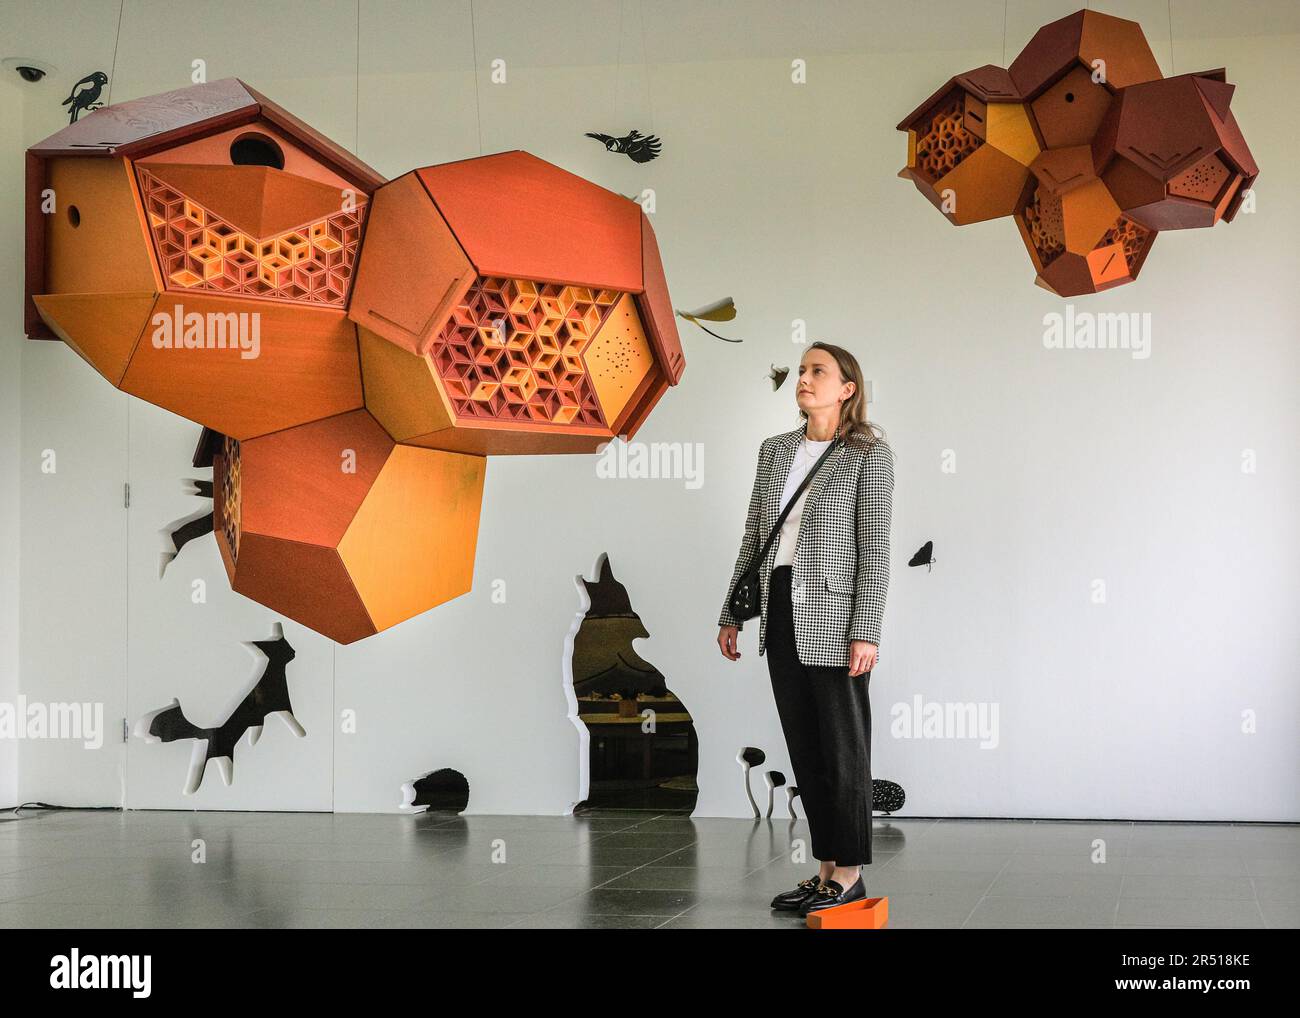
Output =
[{"x1": 773, "y1": 437, "x2": 834, "y2": 568}]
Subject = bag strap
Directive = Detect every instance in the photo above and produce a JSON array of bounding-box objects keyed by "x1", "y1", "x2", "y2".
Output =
[{"x1": 750, "y1": 436, "x2": 840, "y2": 570}]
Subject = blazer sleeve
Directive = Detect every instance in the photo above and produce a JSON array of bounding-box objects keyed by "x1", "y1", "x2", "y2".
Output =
[
  {"x1": 718, "y1": 439, "x2": 769, "y2": 630},
  {"x1": 849, "y1": 440, "x2": 895, "y2": 646}
]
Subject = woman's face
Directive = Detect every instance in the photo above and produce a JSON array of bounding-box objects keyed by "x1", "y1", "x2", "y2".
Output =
[{"x1": 795, "y1": 348, "x2": 854, "y2": 415}]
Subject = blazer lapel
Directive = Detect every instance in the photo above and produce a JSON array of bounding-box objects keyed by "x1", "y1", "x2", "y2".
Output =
[
  {"x1": 764, "y1": 429, "x2": 803, "y2": 534},
  {"x1": 764, "y1": 421, "x2": 847, "y2": 538}
]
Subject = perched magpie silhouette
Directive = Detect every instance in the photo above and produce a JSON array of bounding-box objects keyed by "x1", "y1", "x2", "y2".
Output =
[
  {"x1": 584, "y1": 128, "x2": 662, "y2": 163},
  {"x1": 62, "y1": 71, "x2": 108, "y2": 124}
]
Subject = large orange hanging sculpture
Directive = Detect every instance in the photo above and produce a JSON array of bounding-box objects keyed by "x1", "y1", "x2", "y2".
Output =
[
  {"x1": 25, "y1": 78, "x2": 684, "y2": 643},
  {"x1": 897, "y1": 8, "x2": 1259, "y2": 296}
]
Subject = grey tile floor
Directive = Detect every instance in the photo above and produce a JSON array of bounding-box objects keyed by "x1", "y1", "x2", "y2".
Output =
[{"x1": 0, "y1": 809, "x2": 1294, "y2": 929}]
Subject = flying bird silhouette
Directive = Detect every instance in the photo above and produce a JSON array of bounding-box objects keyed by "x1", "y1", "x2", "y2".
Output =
[
  {"x1": 584, "y1": 128, "x2": 662, "y2": 163},
  {"x1": 62, "y1": 71, "x2": 108, "y2": 124}
]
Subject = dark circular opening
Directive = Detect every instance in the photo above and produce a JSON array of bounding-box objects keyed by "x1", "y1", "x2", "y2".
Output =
[
  {"x1": 67, "y1": 204, "x2": 81, "y2": 228},
  {"x1": 229, "y1": 133, "x2": 284, "y2": 169},
  {"x1": 1064, "y1": 92, "x2": 1075, "y2": 103}
]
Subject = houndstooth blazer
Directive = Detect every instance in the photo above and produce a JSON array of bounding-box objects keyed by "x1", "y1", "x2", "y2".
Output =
[{"x1": 718, "y1": 423, "x2": 895, "y2": 669}]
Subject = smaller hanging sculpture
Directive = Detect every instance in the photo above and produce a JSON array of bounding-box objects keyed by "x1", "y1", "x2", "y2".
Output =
[{"x1": 897, "y1": 8, "x2": 1258, "y2": 296}]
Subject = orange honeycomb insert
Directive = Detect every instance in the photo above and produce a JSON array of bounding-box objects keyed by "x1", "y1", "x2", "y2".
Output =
[
  {"x1": 429, "y1": 277, "x2": 617, "y2": 428},
  {"x1": 138, "y1": 168, "x2": 365, "y2": 306},
  {"x1": 219, "y1": 435, "x2": 242, "y2": 564},
  {"x1": 914, "y1": 92, "x2": 982, "y2": 183}
]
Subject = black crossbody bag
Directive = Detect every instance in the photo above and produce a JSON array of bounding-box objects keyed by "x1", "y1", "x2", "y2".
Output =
[{"x1": 727, "y1": 437, "x2": 840, "y2": 622}]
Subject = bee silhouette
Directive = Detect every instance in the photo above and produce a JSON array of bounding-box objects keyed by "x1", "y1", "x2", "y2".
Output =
[
  {"x1": 62, "y1": 71, "x2": 108, "y2": 124},
  {"x1": 584, "y1": 128, "x2": 662, "y2": 163}
]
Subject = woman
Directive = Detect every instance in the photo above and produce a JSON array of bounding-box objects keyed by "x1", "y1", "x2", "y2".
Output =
[{"x1": 717, "y1": 341, "x2": 894, "y2": 916}]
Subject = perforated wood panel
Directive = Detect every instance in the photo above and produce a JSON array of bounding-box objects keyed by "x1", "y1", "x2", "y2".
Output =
[
  {"x1": 1169, "y1": 154, "x2": 1231, "y2": 202},
  {"x1": 138, "y1": 168, "x2": 365, "y2": 305},
  {"x1": 914, "y1": 91, "x2": 982, "y2": 183},
  {"x1": 219, "y1": 435, "x2": 242, "y2": 563},
  {"x1": 1098, "y1": 216, "x2": 1154, "y2": 273},
  {"x1": 1021, "y1": 188, "x2": 1066, "y2": 266},
  {"x1": 428, "y1": 276, "x2": 619, "y2": 428}
]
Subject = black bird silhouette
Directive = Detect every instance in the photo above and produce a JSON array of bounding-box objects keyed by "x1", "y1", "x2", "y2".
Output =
[
  {"x1": 62, "y1": 71, "x2": 108, "y2": 124},
  {"x1": 139, "y1": 626, "x2": 304, "y2": 794},
  {"x1": 584, "y1": 128, "x2": 662, "y2": 163},
  {"x1": 908, "y1": 540, "x2": 936, "y2": 572}
]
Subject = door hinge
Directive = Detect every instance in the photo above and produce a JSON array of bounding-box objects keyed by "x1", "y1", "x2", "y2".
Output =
[
  {"x1": 122, "y1": 717, "x2": 129, "y2": 743},
  {"x1": 123, "y1": 482, "x2": 131, "y2": 509}
]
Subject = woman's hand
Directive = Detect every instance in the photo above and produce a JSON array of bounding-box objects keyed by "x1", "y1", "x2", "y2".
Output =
[
  {"x1": 718, "y1": 626, "x2": 741, "y2": 661},
  {"x1": 849, "y1": 640, "x2": 877, "y2": 677}
]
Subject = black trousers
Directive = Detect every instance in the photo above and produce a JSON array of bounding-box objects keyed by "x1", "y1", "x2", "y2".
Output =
[{"x1": 765, "y1": 565, "x2": 873, "y2": 867}]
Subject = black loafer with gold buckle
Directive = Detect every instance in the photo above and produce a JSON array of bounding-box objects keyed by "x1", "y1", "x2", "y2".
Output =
[{"x1": 769, "y1": 873, "x2": 823, "y2": 911}]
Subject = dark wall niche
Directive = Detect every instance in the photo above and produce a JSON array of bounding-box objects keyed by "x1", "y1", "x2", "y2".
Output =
[{"x1": 569, "y1": 553, "x2": 698, "y2": 812}]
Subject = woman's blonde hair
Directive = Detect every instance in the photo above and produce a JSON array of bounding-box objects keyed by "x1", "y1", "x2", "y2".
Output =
[{"x1": 799, "y1": 341, "x2": 887, "y2": 448}]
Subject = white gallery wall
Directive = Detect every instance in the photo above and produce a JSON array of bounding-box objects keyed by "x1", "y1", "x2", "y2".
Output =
[
  {"x1": 1, "y1": 0, "x2": 1296, "y2": 819},
  {"x1": 0, "y1": 78, "x2": 21, "y2": 808}
]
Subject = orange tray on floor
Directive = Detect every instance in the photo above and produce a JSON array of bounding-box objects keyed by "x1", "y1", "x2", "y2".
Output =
[{"x1": 806, "y1": 895, "x2": 889, "y2": 929}]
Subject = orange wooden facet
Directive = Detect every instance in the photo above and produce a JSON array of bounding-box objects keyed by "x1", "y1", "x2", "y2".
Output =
[
  {"x1": 1031, "y1": 65, "x2": 1114, "y2": 150},
  {"x1": 357, "y1": 325, "x2": 454, "y2": 444},
  {"x1": 1030, "y1": 145, "x2": 1097, "y2": 197},
  {"x1": 1086, "y1": 241, "x2": 1131, "y2": 287},
  {"x1": 32, "y1": 291, "x2": 156, "y2": 385},
  {"x1": 585, "y1": 293, "x2": 655, "y2": 426},
  {"x1": 45, "y1": 157, "x2": 159, "y2": 297},
  {"x1": 983, "y1": 103, "x2": 1041, "y2": 168},
  {"x1": 934, "y1": 144, "x2": 1029, "y2": 225},
  {"x1": 232, "y1": 534, "x2": 377, "y2": 645},
  {"x1": 140, "y1": 163, "x2": 358, "y2": 240},
  {"x1": 135, "y1": 119, "x2": 372, "y2": 193},
  {"x1": 416, "y1": 152, "x2": 643, "y2": 292},
  {"x1": 239, "y1": 410, "x2": 394, "y2": 548},
  {"x1": 337, "y1": 446, "x2": 486, "y2": 633},
  {"x1": 1060, "y1": 178, "x2": 1122, "y2": 255},
  {"x1": 639, "y1": 212, "x2": 685, "y2": 385},
  {"x1": 347, "y1": 172, "x2": 476, "y2": 357},
  {"x1": 120, "y1": 296, "x2": 363, "y2": 440}
]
